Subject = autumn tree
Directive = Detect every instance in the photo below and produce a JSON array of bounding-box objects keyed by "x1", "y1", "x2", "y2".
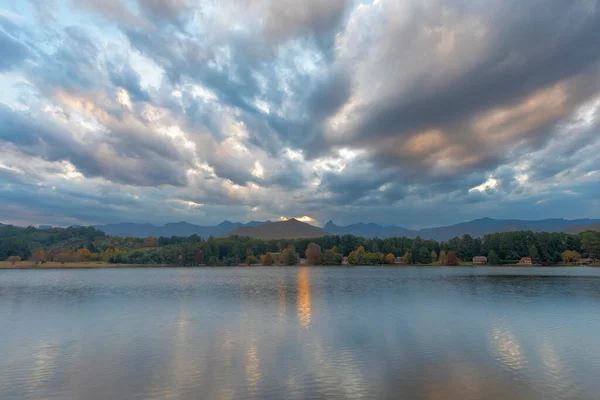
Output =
[
  {"x1": 280, "y1": 248, "x2": 297, "y2": 265},
  {"x1": 262, "y1": 253, "x2": 274, "y2": 266},
  {"x1": 305, "y1": 242, "x2": 322, "y2": 265},
  {"x1": 143, "y1": 236, "x2": 158, "y2": 248},
  {"x1": 245, "y1": 255, "x2": 260, "y2": 265},
  {"x1": 7, "y1": 256, "x2": 21, "y2": 265},
  {"x1": 385, "y1": 253, "x2": 395, "y2": 264},
  {"x1": 561, "y1": 250, "x2": 581, "y2": 264},
  {"x1": 446, "y1": 251, "x2": 458, "y2": 266},
  {"x1": 29, "y1": 248, "x2": 46, "y2": 265},
  {"x1": 430, "y1": 250, "x2": 438, "y2": 264},
  {"x1": 439, "y1": 250, "x2": 447, "y2": 265},
  {"x1": 77, "y1": 248, "x2": 91, "y2": 261}
]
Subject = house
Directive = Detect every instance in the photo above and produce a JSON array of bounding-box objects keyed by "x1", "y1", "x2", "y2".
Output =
[
  {"x1": 579, "y1": 258, "x2": 594, "y2": 265},
  {"x1": 518, "y1": 257, "x2": 532, "y2": 265},
  {"x1": 342, "y1": 256, "x2": 349, "y2": 265},
  {"x1": 472, "y1": 256, "x2": 487, "y2": 265},
  {"x1": 395, "y1": 256, "x2": 404, "y2": 264}
]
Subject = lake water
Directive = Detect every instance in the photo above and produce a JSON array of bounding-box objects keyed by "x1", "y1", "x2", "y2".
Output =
[{"x1": 1, "y1": 267, "x2": 600, "y2": 400}]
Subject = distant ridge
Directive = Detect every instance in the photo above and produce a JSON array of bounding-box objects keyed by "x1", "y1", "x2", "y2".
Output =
[
  {"x1": 94, "y1": 220, "x2": 271, "y2": 238},
  {"x1": 227, "y1": 219, "x2": 327, "y2": 239},
  {"x1": 325, "y1": 218, "x2": 600, "y2": 241},
  {"x1": 50, "y1": 217, "x2": 600, "y2": 240},
  {"x1": 564, "y1": 222, "x2": 600, "y2": 234}
]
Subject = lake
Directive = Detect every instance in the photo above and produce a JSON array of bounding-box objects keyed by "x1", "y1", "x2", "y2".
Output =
[{"x1": 1, "y1": 266, "x2": 600, "y2": 400}]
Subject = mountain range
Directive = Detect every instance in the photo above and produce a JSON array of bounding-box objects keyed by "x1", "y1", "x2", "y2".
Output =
[
  {"x1": 227, "y1": 218, "x2": 327, "y2": 239},
  {"x1": 83, "y1": 217, "x2": 600, "y2": 241},
  {"x1": 94, "y1": 220, "x2": 271, "y2": 238}
]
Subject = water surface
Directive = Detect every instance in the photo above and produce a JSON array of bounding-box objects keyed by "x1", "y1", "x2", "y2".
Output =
[{"x1": 1, "y1": 266, "x2": 600, "y2": 400}]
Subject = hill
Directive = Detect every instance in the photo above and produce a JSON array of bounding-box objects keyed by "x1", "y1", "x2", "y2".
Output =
[
  {"x1": 94, "y1": 220, "x2": 271, "y2": 238},
  {"x1": 227, "y1": 219, "x2": 327, "y2": 239},
  {"x1": 325, "y1": 218, "x2": 600, "y2": 241},
  {"x1": 564, "y1": 222, "x2": 600, "y2": 234}
]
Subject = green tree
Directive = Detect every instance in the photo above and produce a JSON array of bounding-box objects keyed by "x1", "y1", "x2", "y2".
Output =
[
  {"x1": 418, "y1": 247, "x2": 432, "y2": 264},
  {"x1": 487, "y1": 250, "x2": 501, "y2": 265},
  {"x1": 529, "y1": 245, "x2": 539, "y2": 264}
]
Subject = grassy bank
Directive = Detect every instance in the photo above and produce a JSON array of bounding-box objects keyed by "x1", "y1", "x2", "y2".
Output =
[{"x1": 0, "y1": 261, "x2": 170, "y2": 269}]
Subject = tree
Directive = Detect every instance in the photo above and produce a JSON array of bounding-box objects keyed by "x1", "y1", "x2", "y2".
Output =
[
  {"x1": 561, "y1": 250, "x2": 581, "y2": 264},
  {"x1": 357, "y1": 246, "x2": 365, "y2": 263},
  {"x1": 29, "y1": 248, "x2": 46, "y2": 265},
  {"x1": 194, "y1": 249, "x2": 204, "y2": 264},
  {"x1": 403, "y1": 250, "x2": 413, "y2": 264},
  {"x1": 430, "y1": 250, "x2": 438, "y2": 264},
  {"x1": 348, "y1": 250, "x2": 360, "y2": 265},
  {"x1": 245, "y1": 255, "x2": 259, "y2": 265},
  {"x1": 305, "y1": 242, "x2": 322, "y2": 265},
  {"x1": 446, "y1": 251, "x2": 458, "y2": 266},
  {"x1": 581, "y1": 231, "x2": 600, "y2": 259},
  {"x1": 321, "y1": 249, "x2": 343, "y2": 265},
  {"x1": 385, "y1": 253, "x2": 395, "y2": 264},
  {"x1": 418, "y1": 246, "x2": 432, "y2": 264},
  {"x1": 439, "y1": 250, "x2": 447, "y2": 265},
  {"x1": 529, "y1": 245, "x2": 539, "y2": 264},
  {"x1": 280, "y1": 248, "x2": 297, "y2": 265},
  {"x1": 77, "y1": 248, "x2": 91, "y2": 261},
  {"x1": 487, "y1": 250, "x2": 501, "y2": 265},
  {"x1": 7, "y1": 256, "x2": 21, "y2": 265},
  {"x1": 143, "y1": 236, "x2": 158, "y2": 248},
  {"x1": 262, "y1": 253, "x2": 274, "y2": 265}
]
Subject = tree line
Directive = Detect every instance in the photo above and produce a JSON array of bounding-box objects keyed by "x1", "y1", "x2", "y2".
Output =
[{"x1": 1, "y1": 224, "x2": 599, "y2": 266}]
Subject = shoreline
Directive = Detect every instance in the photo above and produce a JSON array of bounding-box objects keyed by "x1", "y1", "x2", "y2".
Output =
[{"x1": 1, "y1": 262, "x2": 598, "y2": 270}]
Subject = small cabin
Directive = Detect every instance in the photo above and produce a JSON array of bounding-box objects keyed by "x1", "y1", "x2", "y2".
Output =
[
  {"x1": 395, "y1": 256, "x2": 403, "y2": 264},
  {"x1": 518, "y1": 257, "x2": 532, "y2": 265},
  {"x1": 342, "y1": 256, "x2": 349, "y2": 265},
  {"x1": 579, "y1": 258, "x2": 593, "y2": 265},
  {"x1": 472, "y1": 256, "x2": 487, "y2": 265}
]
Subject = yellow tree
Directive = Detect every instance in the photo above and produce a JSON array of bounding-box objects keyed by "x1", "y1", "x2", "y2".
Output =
[
  {"x1": 78, "y1": 248, "x2": 91, "y2": 261},
  {"x1": 385, "y1": 253, "x2": 395, "y2": 264}
]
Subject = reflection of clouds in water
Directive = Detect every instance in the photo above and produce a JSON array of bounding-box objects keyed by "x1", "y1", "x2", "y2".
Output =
[
  {"x1": 27, "y1": 339, "x2": 59, "y2": 397},
  {"x1": 245, "y1": 337, "x2": 262, "y2": 396},
  {"x1": 537, "y1": 338, "x2": 578, "y2": 399},
  {"x1": 490, "y1": 325, "x2": 526, "y2": 371},
  {"x1": 297, "y1": 268, "x2": 311, "y2": 329}
]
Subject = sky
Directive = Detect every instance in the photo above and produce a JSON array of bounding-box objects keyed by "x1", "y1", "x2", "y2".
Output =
[{"x1": 1, "y1": 0, "x2": 600, "y2": 229}]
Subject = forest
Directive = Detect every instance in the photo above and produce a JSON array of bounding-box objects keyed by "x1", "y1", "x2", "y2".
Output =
[{"x1": 1, "y1": 224, "x2": 599, "y2": 266}]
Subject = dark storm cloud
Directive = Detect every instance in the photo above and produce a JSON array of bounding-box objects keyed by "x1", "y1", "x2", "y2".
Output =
[{"x1": 333, "y1": 1, "x2": 600, "y2": 179}]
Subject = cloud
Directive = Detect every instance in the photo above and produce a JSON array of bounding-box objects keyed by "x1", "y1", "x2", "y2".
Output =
[{"x1": 0, "y1": 0, "x2": 600, "y2": 227}]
